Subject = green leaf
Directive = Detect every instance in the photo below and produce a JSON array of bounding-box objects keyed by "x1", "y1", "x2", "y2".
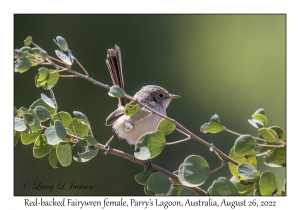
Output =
[
  {"x1": 144, "y1": 182, "x2": 155, "y2": 195},
  {"x1": 167, "y1": 184, "x2": 185, "y2": 195},
  {"x1": 258, "y1": 128, "x2": 278, "y2": 143},
  {"x1": 45, "y1": 70, "x2": 60, "y2": 90},
  {"x1": 33, "y1": 134, "x2": 53, "y2": 158},
  {"x1": 55, "y1": 50, "x2": 72, "y2": 65},
  {"x1": 179, "y1": 187, "x2": 197, "y2": 196},
  {"x1": 134, "y1": 131, "x2": 166, "y2": 160},
  {"x1": 147, "y1": 172, "x2": 171, "y2": 195},
  {"x1": 54, "y1": 36, "x2": 68, "y2": 51},
  {"x1": 157, "y1": 118, "x2": 176, "y2": 136},
  {"x1": 15, "y1": 47, "x2": 32, "y2": 58},
  {"x1": 14, "y1": 57, "x2": 32, "y2": 73},
  {"x1": 237, "y1": 163, "x2": 260, "y2": 179},
  {"x1": 44, "y1": 126, "x2": 62, "y2": 145},
  {"x1": 14, "y1": 130, "x2": 21, "y2": 146},
  {"x1": 41, "y1": 93, "x2": 56, "y2": 108},
  {"x1": 21, "y1": 131, "x2": 41, "y2": 145},
  {"x1": 264, "y1": 147, "x2": 286, "y2": 167},
  {"x1": 269, "y1": 126, "x2": 286, "y2": 142},
  {"x1": 210, "y1": 177, "x2": 239, "y2": 195},
  {"x1": 108, "y1": 85, "x2": 125, "y2": 98},
  {"x1": 34, "y1": 105, "x2": 51, "y2": 122},
  {"x1": 54, "y1": 120, "x2": 67, "y2": 140},
  {"x1": 259, "y1": 171, "x2": 278, "y2": 195},
  {"x1": 14, "y1": 117, "x2": 26, "y2": 132},
  {"x1": 255, "y1": 108, "x2": 265, "y2": 115},
  {"x1": 124, "y1": 101, "x2": 140, "y2": 116},
  {"x1": 75, "y1": 136, "x2": 99, "y2": 162},
  {"x1": 234, "y1": 135, "x2": 256, "y2": 156},
  {"x1": 178, "y1": 155, "x2": 210, "y2": 187},
  {"x1": 134, "y1": 171, "x2": 154, "y2": 185},
  {"x1": 230, "y1": 176, "x2": 254, "y2": 196},
  {"x1": 35, "y1": 68, "x2": 60, "y2": 90},
  {"x1": 51, "y1": 111, "x2": 72, "y2": 127},
  {"x1": 23, "y1": 110, "x2": 40, "y2": 133},
  {"x1": 254, "y1": 145, "x2": 270, "y2": 155},
  {"x1": 228, "y1": 147, "x2": 257, "y2": 180},
  {"x1": 252, "y1": 114, "x2": 268, "y2": 126},
  {"x1": 73, "y1": 111, "x2": 89, "y2": 125},
  {"x1": 56, "y1": 142, "x2": 72, "y2": 167},
  {"x1": 49, "y1": 145, "x2": 58, "y2": 169},
  {"x1": 200, "y1": 114, "x2": 224, "y2": 133},
  {"x1": 169, "y1": 170, "x2": 181, "y2": 185},
  {"x1": 68, "y1": 118, "x2": 89, "y2": 137},
  {"x1": 31, "y1": 47, "x2": 40, "y2": 54},
  {"x1": 24, "y1": 36, "x2": 32, "y2": 46},
  {"x1": 29, "y1": 98, "x2": 56, "y2": 116},
  {"x1": 248, "y1": 118, "x2": 264, "y2": 129},
  {"x1": 40, "y1": 51, "x2": 48, "y2": 62}
]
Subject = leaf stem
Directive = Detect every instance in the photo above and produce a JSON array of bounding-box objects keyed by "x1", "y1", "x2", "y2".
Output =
[
  {"x1": 166, "y1": 137, "x2": 192, "y2": 145},
  {"x1": 256, "y1": 143, "x2": 285, "y2": 148},
  {"x1": 209, "y1": 161, "x2": 228, "y2": 174},
  {"x1": 75, "y1": 59, "x2": 89, "y2": 77}
]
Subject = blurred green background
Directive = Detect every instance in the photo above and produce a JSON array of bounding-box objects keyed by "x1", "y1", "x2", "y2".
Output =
[{"x1": 14, "y1": 14, "x2": 285, "y2": 195}]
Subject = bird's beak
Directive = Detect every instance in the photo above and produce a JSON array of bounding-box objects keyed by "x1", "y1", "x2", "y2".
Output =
[{"x1": 170, "y1": 94, "x2": 180, "y2": 99}]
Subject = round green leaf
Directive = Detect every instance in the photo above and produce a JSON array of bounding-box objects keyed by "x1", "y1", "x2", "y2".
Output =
[
  {"x1": 44, "y1": 126, "x2": 62, "y2": 145},
  {"x1": 55, "y1": 50, "x2": 72, "y2": 65},
  {"x1": 264, "y1": 147, "x2": 286, "y2": 167},
  {"x1": 54, "y1": 120, "x2": 67, "y2": 140},
  {"x1": 14, "y1": 57, "x2": 32, "y2": 73},
  {"x1": 75, "y1": 136, "x2": 99, "y2": 162},
  {"x1": 49, "y1": 145, "x2": 58, "y2": 169},
  {"x1": 124, "y1": 102, "x2": 140, "y2": 116},
  {"x1": 73, "y1": 111, "x2": 89, "y2": 125},
  {"x1": 178, "y1": 155, "x2": 210, "y2": 187},
  {"x1": 29, "y1": 98, "x2": 56, "y2": 116},
  {"x1": 230, "y1": 176, "x2": 254, "y2": 196},
  {"x1": 134, "y1": 131, "x2": 166, "y2": 160},
  {"x1": 134, "y1": 171, "x2": 154, "y2": 185},
  {"x1": 144, "y1": 182, "x2": 155, "y2": 195},
  {"x1": 54, "y1": 36, "x2": 68, "y2": 51},
  {"x1": 108, "y1": 85, "x2": 125, "y2": 98},
  {"x1": 255, "y1": 108, "x2": 265, "y2": 115},
  {"x1": 167, "y1": 184, "x2": 185, "y2": 196},
  {"x1": 269, "y1": 126, "x2": 286, "y2": 142},
  {"x1": 157, "y1": 118, "x2": 176, "y2": 136},
  {"x1": 68, "y1": 118, "x2": 89, "y2": 137},
  {"x1": 42, "y1": 70, "x2": 59, "y2": 90},
  {"x1": 33, "y1": 134, "x2": 53, "y2": 158},
  {"x1": 180, "y1": 187, "x2": 197, "y2": 196},
  {"x1": 147, "y1": 172, "x2": 171, "y2": 195},
  {"x1": 210, "y1": 177, "x2": 239, "y2": 195},
  {"x1": 252, "y1": 114, "x2": 268, "y2": 126},
  {"x1": 258, "y1": 128, "x2": 278, "y2": 143},
  {"x1": 21, "y1": 131, "x2": 41, "y2": 145},
  {"x1": 200, "y1": 115, "x2": 224, "y2": 134},
  {"x1": 228, "y1": 147, "x2": 257, "y2": 180},
  {"x1": 15, "y1": 47, "x2": 31, "y2": 58},
  {"x1": 248, "y1": 118, "x2": 264, "y2": 129},
  {"x1": 56, "y1": 142, "x2": 72, "y2": 167},
  {"x1": 24, "y1": 36, "x2": 32, "y2": 46},
  {"x1": 51, "y1": 112, "x2": 72, "y2": 127},
  {"x1": 234, "y1": 135, "x2": 256, "y2": 156},
  {"x1": 237, "y1": 163, "x2": 260, "y2": 179},
  {"x1": 254, "y1": 145, "x2": 270, "y2": 155},
  {"x1": 14, "y1": 117, "x2": 26, "y2": 132},
  {"x1": 259, "y1": 171, "x2": 278, "y2": 195},
  {"x1": 34, "y1": 105, "x2": 51, "y2": 122},
  {"x1": 41, "y1": 93, "x2": 56, "y2": 108},
  {"x1": 23, "y1": 110, "x2": 40, "y2": 133},
  {"x1": 31, "y1": 47, "x2": 40, "y2": 54}
]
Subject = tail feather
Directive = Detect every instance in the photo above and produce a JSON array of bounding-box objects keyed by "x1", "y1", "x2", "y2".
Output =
[{"x1": 106, "y1": 45, "x2": 125, "y2": 106}]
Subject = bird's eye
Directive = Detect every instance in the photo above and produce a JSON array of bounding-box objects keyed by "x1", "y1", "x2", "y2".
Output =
[{"x1": 159, "y1": 94, "x2": 164, "y2": 97}]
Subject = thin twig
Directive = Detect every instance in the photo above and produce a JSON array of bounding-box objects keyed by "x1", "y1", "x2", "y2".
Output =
[
  {"x1": 60, "y1": 75, "x2": 77, "y2": 78},
  {"x1": 75, "y1": 59, "x2": 89, "y2": 77},
  {"x1": 166, "y1": 137, "x2": 192, "y2": 145},
  {"x1": 224, "y1": 127, "x2": 268, "y2": 143},
  {"x1": 256, "y1": 143, "x2": 285, "y2": 148},
  {"x1": 209, "y1": 161, "x2": 228, "y2": 174}
]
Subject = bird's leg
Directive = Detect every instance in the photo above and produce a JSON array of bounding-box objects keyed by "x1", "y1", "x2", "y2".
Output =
[
  {"x1": 143, "y1": 159, "x2": 152, "y2": 171},
  {"x1": 103, "y1": 133, "x2": 116, "y2": 154}
]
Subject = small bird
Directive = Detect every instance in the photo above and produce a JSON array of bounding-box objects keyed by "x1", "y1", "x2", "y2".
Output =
[{"x1": 105, "y1": 45, "x2": 179, "y2": 147}]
